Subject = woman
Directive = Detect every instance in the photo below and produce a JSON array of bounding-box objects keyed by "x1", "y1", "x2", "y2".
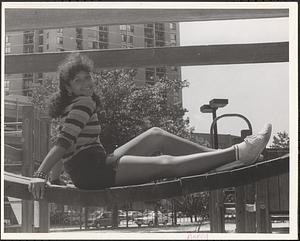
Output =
[{"x1": 28, "y1": 53, "x2": 272, "y2": 199}]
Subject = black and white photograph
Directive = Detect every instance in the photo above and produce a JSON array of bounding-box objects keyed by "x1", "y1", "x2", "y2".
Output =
[{"x1": 1, "y1": 2, "x2": 298, "y2": 240}]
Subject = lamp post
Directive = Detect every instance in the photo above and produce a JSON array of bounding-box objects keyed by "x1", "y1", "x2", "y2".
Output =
[
  {"x1": 200, "y1": 98, "x2": 228, "y2": 233},
  {"x1": 200, "y1": 98, "x2": 228, "y2": 149}
]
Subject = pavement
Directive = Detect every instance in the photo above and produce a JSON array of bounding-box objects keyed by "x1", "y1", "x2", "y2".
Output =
[{"x1": 50, "y1": 220, "x2": 289, "y2": 233}]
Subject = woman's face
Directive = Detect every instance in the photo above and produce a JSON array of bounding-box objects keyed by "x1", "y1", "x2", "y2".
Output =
[{"x1": 66, "y1": 70, "x2": 96, "y2": 97}]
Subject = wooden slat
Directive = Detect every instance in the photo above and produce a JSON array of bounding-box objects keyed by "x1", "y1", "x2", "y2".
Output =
[
  {"x1": 279, "y1": 173, "x2": 289, "y2": 211},
  {"x1": 4, "y1": 155, "x2": 289, "y2": 207},
  {"x1": 5, "y1": 103, "x2": 24, "y2": 120},
  {"x1": 180, "y1": 154, "x2": 289, "y2": 195},
  {"x1": 5, "y1": 9, "x2": 289, "y2": 32},
  {"x1": 268, "y1": 176, "x2": 280, "y2": 212},
  {"x1": 4, "y1": 132, "x2": 22, "y2": 148},
  {"x1": 5, "y1": 42, "x2": 289, "y2": 74},
  {"x1": 256, "y1": 179, "x2": 272, "y2": 233},
  {"x1": 4, "y1": 144, "x2": 22, "y2": 163}
]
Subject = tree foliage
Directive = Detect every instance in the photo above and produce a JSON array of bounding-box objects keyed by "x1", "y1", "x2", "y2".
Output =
[
  {"x1": 31, "y1": 68, "x2": 194, "y2": 153},
  {"x1": 174, "y1": 192, "x2": 209, "y2": 222},
  {"x1": 270, "y1": 131, "x2": 289, "y2": 149}
]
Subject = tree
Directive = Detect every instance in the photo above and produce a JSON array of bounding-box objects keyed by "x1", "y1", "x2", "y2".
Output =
[
  {"x1": 92, "y1": 69, "x2": 193, "y2": 153},
  {"x1": 270, "y1": 131, "x2": 289, "y2": 149},
  {"x1": 31, "y1": 68, "x2": 194, "y2": 153},
  {"x1": 173, "y1": 192, "x2": 209, "y2": 223}
]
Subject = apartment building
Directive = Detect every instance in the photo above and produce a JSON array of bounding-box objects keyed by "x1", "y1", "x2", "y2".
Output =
[{"x1": 5, "y1": 22, "x2": 182, "y2": 105}]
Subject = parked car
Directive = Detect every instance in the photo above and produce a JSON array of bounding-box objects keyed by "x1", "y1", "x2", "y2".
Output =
[
  {"x1": 134, "y1": 212, "x2": 169, "y2": 227},
  {"x1": 92, "y1": 211, "x2": 120, "y2": 229}
]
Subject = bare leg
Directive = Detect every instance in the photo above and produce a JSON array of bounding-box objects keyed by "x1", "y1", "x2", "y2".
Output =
[
  {"x1": 114, "y1": 123, "x2": 272, "y2": 186},
  {"x1": 115, "y1": 146, "x2": 235, "y2": 186},
  {"x1": 112, "y1": 127, "x2": 215, "y2": 159}
]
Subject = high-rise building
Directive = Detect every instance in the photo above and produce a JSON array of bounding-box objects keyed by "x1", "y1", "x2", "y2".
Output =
[{"x1": 5, "y1": 22, "x2": 182, "y2": 105}]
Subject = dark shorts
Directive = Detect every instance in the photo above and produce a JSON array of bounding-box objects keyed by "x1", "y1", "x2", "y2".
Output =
[{"x1": 64, "y1": 146, "x2": 117, "y2": 190}]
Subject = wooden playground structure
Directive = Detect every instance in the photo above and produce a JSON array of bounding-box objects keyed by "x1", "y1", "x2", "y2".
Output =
[{"x1": 4, "y1": 8, "x2": 290, "y2": 233}]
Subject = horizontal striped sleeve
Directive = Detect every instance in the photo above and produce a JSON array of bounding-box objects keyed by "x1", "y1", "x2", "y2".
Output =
[{"x1": 55, "y1": 96, "x2": 96, "y2": 149}]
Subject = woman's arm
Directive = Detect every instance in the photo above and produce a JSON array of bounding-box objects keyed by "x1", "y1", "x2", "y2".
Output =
[
  {"x1": 36, "y1": 145, "x2": 66, "y2": 174},
  {"x1": 28, "y1": 145, "x2": 66, "y2": 199}
]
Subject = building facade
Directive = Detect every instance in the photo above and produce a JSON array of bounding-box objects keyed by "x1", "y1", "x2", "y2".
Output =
[{"x1": 5, "y1": 23, "x2": 182, "y2": 105}]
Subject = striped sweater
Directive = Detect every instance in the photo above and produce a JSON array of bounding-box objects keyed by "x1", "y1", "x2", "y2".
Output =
[{"x1": 55, "y1": 95, "x2": 105, "y2": 163}]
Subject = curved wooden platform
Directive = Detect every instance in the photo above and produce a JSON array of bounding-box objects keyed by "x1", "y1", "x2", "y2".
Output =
[{"x1": 4, "y1": 154, "x2": 289, "y2": 207}]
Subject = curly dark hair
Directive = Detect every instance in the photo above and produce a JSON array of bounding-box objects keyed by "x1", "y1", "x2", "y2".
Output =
[{"x1": 48, "y1": 53, "x2": 101, "y2": 118}]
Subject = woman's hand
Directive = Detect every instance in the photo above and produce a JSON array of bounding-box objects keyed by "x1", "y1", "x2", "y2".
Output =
[{"x1": 28, "y1": 178, "x2": 49, "y2": 200}]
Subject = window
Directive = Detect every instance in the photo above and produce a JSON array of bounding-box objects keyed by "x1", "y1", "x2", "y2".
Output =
[
  {"x1": 145, "y1": 39, "x2": 154, "y2": 48},
  {"x1": 38, "y1": 35, "x2": 43, "y2": 45},
  {"x1": 38, "y1": 29, "x2": 43, "y2": 35},
  {"x1": 156, "y1": 67, "x2": 166, "y2": 73},
  {"x1": 38, "y1": 46, "x2": 43, "y2": 52},
  {"x1": 24, "y1": 31, "x2": 34, "y2": 44},
  {"x1": 57, "y1": 28, "x2": 63, "y2": 33},
  {"x1": 155, "y1": 23, "x2": 164, "y2": 32},
  {"x1": 127, "y1": 25, "x2": 134, "y2": 33},
  {"x1": 155, "y1": 41, "x2": 165, "y2": 47},
  {"x1": 99, "y1": 43, "x2": 108, "y2": 49},
  {"x1": 99, "y1": 33, "x2": 108, "y2": 42},
  {"x1": 76, "y1": 40, "x2": 83, "y2": 50},
  {"x1": 156, "y1": 32, "x2": 165, "y2": 41},
  {"x1": 170, "y1": 33, "x2": 176, "y2": 45},
  {"x1": 92, "y1": 41, "x2": 98, "y2": 49},
  {"x1": 23, "y1": 45, "x2": 34, "y2": 53},
  {"x1": 46, "y1": 44, "x2": 49, "y2": 50},
  {"x1": 5, "y1": 35, "x2": 10, "y2": 43},
  {"x1": 120, "y1": 25, "x2": 127, "y2": 31},
  {"x1": 145, "y1": 24, "x2": 153, "y2": 28},
  {"x1": 4, "y1": 80, "x2": 9, "y2": 88},
  {"x1": 128, "y1": 36, "x2": 133, "y2": 44},
  {"x1": 46, "y1": 32, "x2": 49, "y2": 38},
  {"x1": 99, "y1": 25, "x2": 108, "y2": 31},
  {"x1": 121, "y1": 34, "x2": 127, "y2": 42},
  {"x1": 170, "y1": 23, "x2": 176, "y2": 30},
  {"x1": 170, "y1": 34, "x2": 176, "y2": 41},
  {"x1": 57, "y1": 36, "x2": 63, "y2": 45},
  {"x1": 5, "y1": 44, "x2": 11, "y2": 54}
]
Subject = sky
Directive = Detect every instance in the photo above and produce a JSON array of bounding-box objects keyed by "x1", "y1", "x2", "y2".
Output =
[{"x1": 179, "y1": 17, "x2": 289, "y2": 146}]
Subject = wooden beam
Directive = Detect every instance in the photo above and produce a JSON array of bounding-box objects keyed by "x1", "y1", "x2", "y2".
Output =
[
  {"x1": 4, "y1": 154, "x2": 289, "y2": 207},
  {"x1": 5, "y1": 42, "x2": 289, "y2": 74},
  {"x1": 4, "y1": 144, "x2": 22, "y2": 163},
  {"x1": 5, "y1": 9, "x2": 289, "y2": 32}
]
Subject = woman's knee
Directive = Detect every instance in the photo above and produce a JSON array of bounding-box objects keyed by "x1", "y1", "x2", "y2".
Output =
[{"x1": 147, "y1": 127, "x2": 165, "y2": 139}]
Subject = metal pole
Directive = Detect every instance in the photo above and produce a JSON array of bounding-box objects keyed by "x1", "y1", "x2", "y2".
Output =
[{"x1": 212, "y1": 108, "x2": 218, "y2": 149}]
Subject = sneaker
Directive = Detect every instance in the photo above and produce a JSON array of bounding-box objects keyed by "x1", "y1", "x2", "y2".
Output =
[{"x1": 236, "y1": 123, "x2": 272, "y2": 165}]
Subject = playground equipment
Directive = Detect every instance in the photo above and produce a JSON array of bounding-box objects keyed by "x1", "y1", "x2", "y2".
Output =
[{"x1": 4, "y1": 8, "x2": 290, "y2": 233}]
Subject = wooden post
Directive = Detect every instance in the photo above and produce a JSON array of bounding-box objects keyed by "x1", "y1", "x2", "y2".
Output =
[
  {"x1": 235, "y1": 186, "x2": 245, "y2": 232},
  {"x1": 256, "y1": 179, "x2": 272, "y2": 233},
  {"x1": 21, "y1": 105, "x2": 34, "y2": 232},
  {"x1": 154, "y1": 204, "x2": 159, "y2": 227},
  {"x1": 173, "y1": 200, "x2": 177, "y2": 226},
  {"x1": 244, "y1": 184, "x2": 257, "y2": 232},
  {"x1": 36, "y1": 115, "x2": 50, "y2": 232},
  {"x1": 209, "y1": 189, "x2": 225, "y2": 232},
  {"x1": 112, "y1": 204, "x2": 118, "y2": 228},
  {"x1": 84, "y1": 207, "x2": 89, "y2": 230}
]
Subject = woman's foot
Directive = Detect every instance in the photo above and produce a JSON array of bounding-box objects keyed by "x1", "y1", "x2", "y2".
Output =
[{"x1": 236, "y1": 123, "x2": 272, "y2": 165}]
